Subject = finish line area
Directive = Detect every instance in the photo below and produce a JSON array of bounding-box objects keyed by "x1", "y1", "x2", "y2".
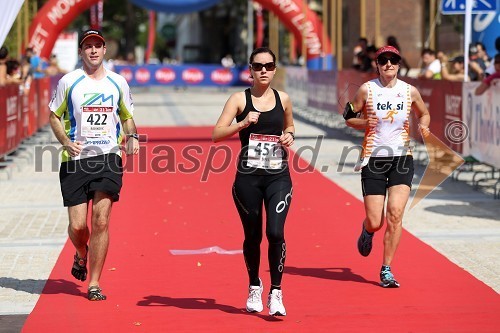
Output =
[{"x1": 1, "y1": 87, "x2": 498, "y2": 332}]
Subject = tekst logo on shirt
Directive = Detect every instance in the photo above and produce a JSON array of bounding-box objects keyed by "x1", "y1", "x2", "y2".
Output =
[
  {"x1": 376, "y1": 101, "x2": 404, "y2": 111},
  {"x1": 182, "y1": 68, "x2": 204, "y2": 84},
  {"x1": 120, "y1": 68, "x2": 133, "y2": 82},
  {"x1": 155, "y1": 68, "x2": 176, "y2": 83},
  {"x1": 135, "y1": 68, "x2": 151, "y2": 84},
  {"x1": 211, "y1": 69, "x2": 233, "y2": 84}
]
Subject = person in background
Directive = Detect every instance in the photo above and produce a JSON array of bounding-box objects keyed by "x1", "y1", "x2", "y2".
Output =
[
  {"x1": 418, "y1": 48, "x2": 441, "y2": 80},
  {"x1": 353, "y1": 37, "x2": 372, "y2": 72},
  {"x1": 6, "y1": 59, "x2": 23, "y2": 84},
  {"x1": 386, "y1": 36, "x2": 410, "y2": 76},
  {"x1": 485, "y1": 37, "x2": 500, "y2": 76},
  {"x1": 212, "y1": 47, "x2": 295, "y2": 316},
  {"x1": 475, "y1": 54, "x2": 500, "y2": 95},
  {"x1": 45, "y1": 54, "x2": 67, "y2": 76},
  {"x1": 0, "y1": 46, "x2": 24, "y2": 87},
  {"x1": 25, "y1": 47, "x2": 45, "y2": 79},
  {"x1": 366, "y1": 45, "x2": 378, "y2": 73},
  {"x1": 468, "y1": 44, "x2": 486, "y2": 81},
  {"x1": 221, "y1": 54, "x2": 235, "y2": 69},
  {"x1": 0, "y1": 46, "x2": 9, "y2": 86},
  {"x1": 438, "y1": 53, "x2": 466, "y2": 82},
  {"x1": 474, "y1": 42, "x2": 491, "y2": 68}
]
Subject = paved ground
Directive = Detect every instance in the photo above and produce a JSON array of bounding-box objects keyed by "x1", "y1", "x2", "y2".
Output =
[{"x1": 0, "y1": 87, "x2": 498, "y2": 332}]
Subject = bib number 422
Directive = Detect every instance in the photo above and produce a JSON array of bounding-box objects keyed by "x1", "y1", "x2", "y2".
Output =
[{"x1": 86, "y1": 113, "x2": 108, "y2": 126}]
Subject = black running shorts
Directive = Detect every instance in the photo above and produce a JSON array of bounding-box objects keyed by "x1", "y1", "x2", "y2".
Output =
[
  {"x1": 361, "y1": 155, "x2": 414, "y2": 196},
  {"x1": 59, "y1": 153, "x2": 123, "y2": 207}
]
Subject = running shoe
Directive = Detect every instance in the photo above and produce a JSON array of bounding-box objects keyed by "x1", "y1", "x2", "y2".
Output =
[
  {"x1": 357, "y1": 224, "x2": 373, "y2": 257},
  {"x1": 267, "y1": 289, "x2": 286, "y2": 316},
  {"x1": 380, "y1": 268, "x2": 400, "y2": 288},
  {"x1": 246, "y1": 279, "x2": 263, "y2": 312}
]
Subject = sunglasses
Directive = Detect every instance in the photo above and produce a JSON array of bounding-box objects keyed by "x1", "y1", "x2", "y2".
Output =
[
  {"x1": 377, "y1": 56, "x2": 400, "y2": 65},
  {"x1": 250, "y1": 62, "x2": 276, "y2": 71}
]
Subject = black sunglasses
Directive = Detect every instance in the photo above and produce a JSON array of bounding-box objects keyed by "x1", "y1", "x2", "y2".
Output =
[
  {"x1": 377, "y1": 56, "x2": 400, "y2": 65},
  {"x1": 250, "y1": 62, "x2": 276, "y2": 71}
]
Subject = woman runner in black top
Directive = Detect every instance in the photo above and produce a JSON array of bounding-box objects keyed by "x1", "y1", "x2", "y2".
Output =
[{"x1": 212, "y1": 47, "x2": 295, "y2": 316}]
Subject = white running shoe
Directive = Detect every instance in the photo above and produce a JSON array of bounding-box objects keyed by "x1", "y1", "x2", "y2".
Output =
[
  {"x1": 267, "y1": 289, "x2": 286, "y2": 316},
  {"x1": 246, "y1": 279, "x2": 263, "y2": 313}
]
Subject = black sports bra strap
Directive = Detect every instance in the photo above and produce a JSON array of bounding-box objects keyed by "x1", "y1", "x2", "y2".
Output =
[
  {"x1": 272, "y1": 89, "x2": 283, "y2": 110},
  {"x1": 245, "y1": 88, "x2": 253, "y2": 110}
]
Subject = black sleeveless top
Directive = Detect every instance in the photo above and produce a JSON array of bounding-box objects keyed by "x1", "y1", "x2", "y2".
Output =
[{"x1": 235, "y1": 88, "x2": 289, "y2": 175}]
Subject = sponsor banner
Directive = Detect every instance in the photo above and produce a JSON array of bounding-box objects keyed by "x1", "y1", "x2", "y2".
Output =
[
  {"x1": 257, "y1": 0, "x2": 332, "y2": 69},
  {"x1": 37, "y1": 78, "x2": 52, "y2": 129},
  {"x1": 285, "y1": 66, "x2": 307, "y2": 107},
  {"x1": 115, "y1": 65, "x2": 251, "y2": 87},
  {"x1": 462, "y1": 83, "x2": 500, "y2": 165},
  {"x1": 28, "y1": 0, "x2": 99, "y2": 59},
  {"x1": 0, "y1": 85, "x2": 22, "y2": 157},
  {"x1": 0, "y1": 78, "x2": 58, "y2": 158},
  {"x1": 307, "y1": 70, "x2": 337, "y2": 113},
  {"x1": 25, "y1": 84, "x2": 38, "y2": 137},
  {"x1": 406, "y1": 78, "x2": 463, "y2": 153},
  {"x1": 0, "y1": 86, "x2": 6, "y2": 157},
  {"x1": 336, "y1": 70, "x2": 377, "y2": 110},
  {"x1": 472, "y1": 11, "x2": 500, "y2": 59}
]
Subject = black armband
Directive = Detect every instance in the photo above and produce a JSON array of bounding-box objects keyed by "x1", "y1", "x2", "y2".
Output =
[{"x1": 343, "y1": 102, "x2": 358, "y2": 120}]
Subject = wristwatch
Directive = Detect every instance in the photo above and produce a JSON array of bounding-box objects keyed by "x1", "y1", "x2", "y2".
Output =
[{"x1": 127, "y1": 133, "x2": 139, "y2": 140}]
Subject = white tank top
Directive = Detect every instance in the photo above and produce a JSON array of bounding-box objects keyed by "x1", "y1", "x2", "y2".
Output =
[{"x1": 362, "y1": 78, "x2": 412, "y2": 158}]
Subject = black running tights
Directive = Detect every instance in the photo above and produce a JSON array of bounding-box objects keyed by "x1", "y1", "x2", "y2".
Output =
[{"x1": 232, "y1": 172, "x2": 292, "y2": 288}]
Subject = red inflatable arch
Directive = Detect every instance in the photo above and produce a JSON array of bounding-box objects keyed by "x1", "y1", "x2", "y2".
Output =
[{"x1": 28, "y1": 0, "x2": 331, "y2": 66}]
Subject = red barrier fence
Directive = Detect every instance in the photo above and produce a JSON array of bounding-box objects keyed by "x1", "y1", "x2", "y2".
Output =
[
  {"x1": 0, "y1": 71, "x2": 481, "y2": 160},
  {"x1": 0, "y1": 77, "x2": 54, "y2": 159}
]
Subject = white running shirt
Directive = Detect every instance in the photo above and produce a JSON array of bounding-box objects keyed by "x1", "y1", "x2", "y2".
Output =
[
  {"x1": 49, "y1": 68, "x2": 134, "y2": 162},
  {"x1": 362, "y1": 78, "x2": 412, "y2": 158}
]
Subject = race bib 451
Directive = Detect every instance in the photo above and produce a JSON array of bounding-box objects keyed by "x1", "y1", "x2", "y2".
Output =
[{"x1": 247, "y1": 133, "x2": 284, "y2": 169}]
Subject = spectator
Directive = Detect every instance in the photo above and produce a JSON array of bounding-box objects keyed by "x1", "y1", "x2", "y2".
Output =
[
  {"x1": 0, "y1": 46, "x2": 24, "y2": 86},
  {"x1": 45, "y1": 54, "x2": 67, "y2": 76},
  {"x1": 468, "y1": 45, "x2": 486, "y2": 81},
  {"x1": 353, "y1": 37, "x2": 372, "y2": 72},
  {"x1": 485, "y1": 36, "x2": 500, "y2": 76},
  {"x1": 25, "y1": 47, "x2": 45, "y2": 79},
  {"x1": 474, "y1": 42, "x2": 491, "y2": 68},
  {"x1": 0, "y1": 46, "x2": 8, "y2": 86},
  {"x1": 475, "y1": 54, "x2": 500, "y2": 95},
  {"x1": 418, "y1": 48, "x2": 441, "y2": 79},
  {"x1": 387, "y1": 36, "x2": 411, "y2": 76},
  {"x1": 20, "y1": 54, "x2": 33, "y2": 91},
  {"x1": 221, "y1": 54, "x2": 235, "y2": 68},
  {"x1": 366, "y1": 45, "x2": 378, "y2": 73},
  {"x1": 438, "y1": 53, "x2": 465, "y2": 82},
  {"x1": 6, "y1": 59, "x2": 23, "y2": 84}
]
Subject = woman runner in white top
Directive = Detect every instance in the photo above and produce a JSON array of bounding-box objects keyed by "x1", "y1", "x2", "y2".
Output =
[{"x1": 346, "y1": 45, "x2": 430, "y2": 288}]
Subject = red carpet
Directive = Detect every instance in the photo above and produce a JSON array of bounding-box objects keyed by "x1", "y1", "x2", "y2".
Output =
[{"x1": 23, "y1": 127, "x2": 499, "y2": 332}]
